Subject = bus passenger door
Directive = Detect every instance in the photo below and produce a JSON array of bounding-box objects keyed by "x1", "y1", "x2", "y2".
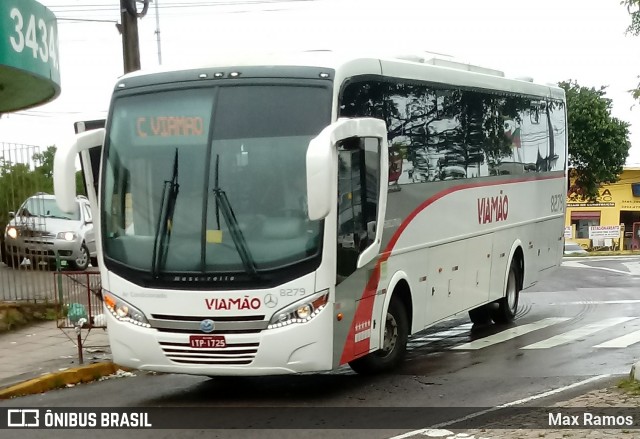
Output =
[
  {"x1": 335, "y1": 137, "x2": 388, "y2": 355},
  {"x1": 307, "y1": 118, "x2": 389, "y2": 359},
  {"x1": 336, "y1": 139, "x2": 384, "y2": 277}
]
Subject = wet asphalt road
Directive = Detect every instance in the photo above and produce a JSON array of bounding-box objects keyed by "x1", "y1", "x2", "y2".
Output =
[{"x1": 2, "y1": 256, "x2": 640, "y2": 439}]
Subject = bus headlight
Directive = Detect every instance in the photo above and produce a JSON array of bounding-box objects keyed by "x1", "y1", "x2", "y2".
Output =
[
  {"x1": 103, "y1": 291, "x2": 151, "y2": 328},
  {"x1": 268, "y1": 290, "x2": 329, "y2": 329},
  {"x1": 7, "y1": 227, "x2": 18, "y2": 239}
]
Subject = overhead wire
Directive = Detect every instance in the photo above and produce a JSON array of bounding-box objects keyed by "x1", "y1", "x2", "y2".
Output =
[
  {"x1": 47, "y1": 0, "x2": 319, "y2": 13},
  {"x1": 57, "y1": 17, "x2": 119, "y2": 22},
  {"x1": 51, "y1": 0, "x2": 324, "y2": 24},
  {"x1": 13, "y1": 0, "x2": 323, "y2": 119}
]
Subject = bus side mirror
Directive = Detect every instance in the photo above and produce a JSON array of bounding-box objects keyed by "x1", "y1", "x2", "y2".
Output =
[
  {"x1": 306, "y1": 129, "x2": 334, "y2": 221},
  {"x1": 54, "y1": 129, "x2": 105, "y2": 213}
]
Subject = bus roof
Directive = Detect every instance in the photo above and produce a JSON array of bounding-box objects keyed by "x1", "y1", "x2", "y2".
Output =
[{"x1": 115, "y1": 50, "x2": 564, "y2": 100}]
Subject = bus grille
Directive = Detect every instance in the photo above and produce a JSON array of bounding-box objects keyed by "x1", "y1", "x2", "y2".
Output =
[
  {"x1": 149, "y1": 314, "x2": 268, "y2": 335},
  {"x1": 158, "y1": 341, "x2": 259, "y2": 365}
]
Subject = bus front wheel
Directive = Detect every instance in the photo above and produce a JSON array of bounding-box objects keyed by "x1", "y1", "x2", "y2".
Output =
[
  {"x1": 348, "y1": 298, "x2": 409, "y2": 375},
  {"x1": 491, "y1": 259, "x2": 521, "y2": 324}
]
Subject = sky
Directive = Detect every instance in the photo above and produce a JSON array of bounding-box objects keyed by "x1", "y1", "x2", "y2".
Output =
[{"x1": 2, "y1": 0, "x2": 640, "y2": 163}]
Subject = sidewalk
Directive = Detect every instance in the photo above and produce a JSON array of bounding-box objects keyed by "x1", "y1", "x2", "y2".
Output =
[
  {"x1": 0, "y1": 320, "x2": 112, "y2": 391},
  {"x1": 433, "y1": 385, "x2": 640, "y2": 439}
]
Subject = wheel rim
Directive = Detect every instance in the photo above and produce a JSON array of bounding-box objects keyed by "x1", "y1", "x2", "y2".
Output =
[
  {"x1": 381, "y1": 312, "x2": 398, "y2": 357},
  {"x1": 76, "y1": 247, "x2": 88, "y2": 268},
  {"x1": 506, "y1": 270, "x2": 517, "y2": 312}
]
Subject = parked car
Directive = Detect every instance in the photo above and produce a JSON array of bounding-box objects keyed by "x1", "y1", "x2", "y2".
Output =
[
  {"x1": 3, "y1": 193, "x2": 97, "y2": 270},
  {"x1": 564, "y1": 240, "x2": 588, "y2": 256}
]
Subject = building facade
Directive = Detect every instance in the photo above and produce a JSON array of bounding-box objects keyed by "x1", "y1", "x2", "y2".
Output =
[{"x1": 565, "y1": 168, "x2": 640, "y2": 250}]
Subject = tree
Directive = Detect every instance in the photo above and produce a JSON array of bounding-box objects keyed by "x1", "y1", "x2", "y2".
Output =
[
  {"x1": 32, "y1": 146, "x2": 55, "y2": 179},
  {"x1": 31, "y1": 145, "x2": 56, "y2": 194},
  {"x1": 623, "y1": 0, "x2": 640, "y2": 99},
  {"x1": 626, "y1": 0, "x2": 640, "y2": 33},
  {"x1": 560, "y1": 80, "x2": 631, "y2": 201}
]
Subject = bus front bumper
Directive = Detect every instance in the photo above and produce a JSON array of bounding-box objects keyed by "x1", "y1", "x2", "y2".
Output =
[{"x1": 107, "y1": 303, "x2": 335, "y2": 376}]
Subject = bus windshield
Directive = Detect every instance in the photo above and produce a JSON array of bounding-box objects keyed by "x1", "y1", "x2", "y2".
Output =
[{"x1": 102, "y1": 84, "x2": 331, "y2": 277}]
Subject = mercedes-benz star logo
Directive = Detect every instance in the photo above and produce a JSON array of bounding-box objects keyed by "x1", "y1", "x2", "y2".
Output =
[
  {"x1": 200, "y1": 319, "x2": 215, "y2": 333},
  {"x1": 264, "y1": 294, "x2": 278, "y2": 308}
]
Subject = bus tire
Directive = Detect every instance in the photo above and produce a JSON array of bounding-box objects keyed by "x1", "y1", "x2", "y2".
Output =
[
  {"x1": 348, "y1": 298, "x2": 409, "y2": 375},
  {"x1": 492, "y1": 259, "x2": 520, "y2": 324}
]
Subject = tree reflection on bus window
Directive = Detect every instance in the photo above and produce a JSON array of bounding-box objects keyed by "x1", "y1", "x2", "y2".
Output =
[{"x1": 339, "y1": 78, "x2": 566, "y2": 187}]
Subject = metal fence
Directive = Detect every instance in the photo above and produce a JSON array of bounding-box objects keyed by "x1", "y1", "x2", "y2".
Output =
[
  {"x1": 0, "y1": 142, "x2": 58, "y2": 302},
  {"x1": 53, "y1": 270, "x2": 105, "y2": 364},
  {"x1": 54, "y1": 270, "x2": 104, "y2": 329}
]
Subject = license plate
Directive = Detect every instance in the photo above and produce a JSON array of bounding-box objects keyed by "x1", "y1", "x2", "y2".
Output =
[{"x1": 189, "y1": 335, "x2": 226, "y2": 349}]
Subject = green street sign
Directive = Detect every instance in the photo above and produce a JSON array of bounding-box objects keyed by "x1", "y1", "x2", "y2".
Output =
[{"x1": 0, "y1": 0, "x2": 61, "y2": 112}]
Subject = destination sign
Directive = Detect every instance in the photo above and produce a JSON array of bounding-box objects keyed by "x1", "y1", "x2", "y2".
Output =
[
  {"x1": 111, "y1": 89, "x2": 214, "y2": 146},
  {"x1": 136, "y1": 116, "x2": 205, "y2": 138}
]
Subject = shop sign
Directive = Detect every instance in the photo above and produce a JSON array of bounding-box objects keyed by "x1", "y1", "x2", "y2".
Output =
[
  {"x1": 0, "y1": 0, "x2": 60, "y2": 111},
  {"x1": 588, "y1": 225, "x2": 621, "y2": 239}
]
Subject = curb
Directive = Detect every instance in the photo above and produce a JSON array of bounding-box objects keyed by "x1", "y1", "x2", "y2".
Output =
[{"x1": 0, "y1": 362, "x2": 130, "y2": 399}]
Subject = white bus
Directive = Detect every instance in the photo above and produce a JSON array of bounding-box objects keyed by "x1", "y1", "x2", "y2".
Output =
[{"x1": 54, "y1": 52, "x2": 567, "y2": 375}]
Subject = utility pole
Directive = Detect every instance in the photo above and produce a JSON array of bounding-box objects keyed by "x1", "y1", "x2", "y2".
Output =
[
  {"x1": 119, "y1": 0, "x2": 148, "y2": 74},
  {"x1": 154, "y1": 0, "x2": 162, "y2": 65}
]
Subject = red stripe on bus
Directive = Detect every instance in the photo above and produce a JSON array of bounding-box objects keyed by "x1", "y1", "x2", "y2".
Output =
[{"x1": 339, "y1": 173, "x2": 565, "y2": 365}]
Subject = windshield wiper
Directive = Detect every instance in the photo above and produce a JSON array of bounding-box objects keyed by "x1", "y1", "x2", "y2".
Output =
[
  {"x1": 151, "y1": 148, "x2": 180, "y2": 278},
  {"x1": 212, "y1": 154, "x2": 259, "y2": 278}
]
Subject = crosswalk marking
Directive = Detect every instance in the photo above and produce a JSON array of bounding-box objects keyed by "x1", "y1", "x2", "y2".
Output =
[
  {"x1": 329, "y1": 316, "x2": 640, "y2": 374},
  {"x1": 408, "y1": 323, "x2": 472, "y2": 345},
  {"x1": 451, "y1": 317, "x2": 570, "y2": 350},
  {"x1": 594, "y1": 328, "x2": 640, "y2": 348},
  {"x1": 521, "y1": 317, "x2": 635, "y2": 350}
]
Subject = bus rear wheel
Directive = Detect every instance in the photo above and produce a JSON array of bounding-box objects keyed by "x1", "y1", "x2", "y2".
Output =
[
  {"x1": 348, "y1": 298, "x2": 409, "y2": 375},
  {"x1": 491, "y1": 259, "x2": 521, "y2": 324}
]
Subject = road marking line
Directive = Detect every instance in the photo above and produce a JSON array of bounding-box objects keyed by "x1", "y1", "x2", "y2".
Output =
[
  {"x1": 521, "y1": 317, "x2": 635, "y2": 350},
  {"x1": 451, "y1": 317, "x2": 570, "y2": 350},
  {"x1": 549, "y1": 300, "x2": 640, "y2": 305},
  {"x1": 622, "y1": 261, "x2": 640, "y2": 276},
  {"x1": 595, "y1": 328, "x2": 640, "y2": 348},
  {"x1": 387, "y1": 374, "x2": 612, "y2": 439},
  {"x1": 562, "y1": 261, "x2": 634, "y2": 275}
]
